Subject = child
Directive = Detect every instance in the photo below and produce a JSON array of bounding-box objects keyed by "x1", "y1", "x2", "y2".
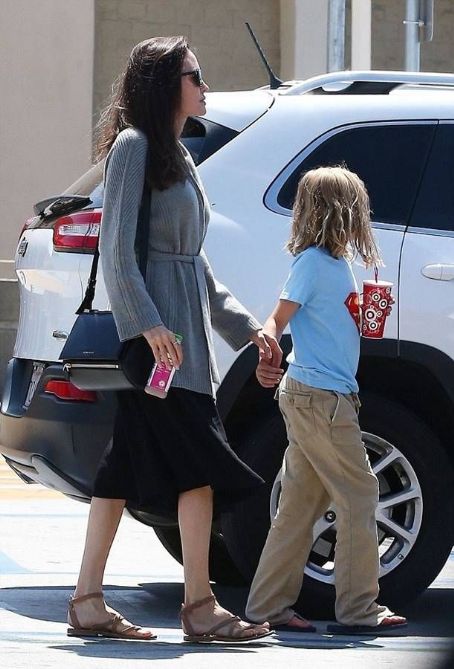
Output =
[{"x1": 245, "y1": 166, "x2": 407, "y2": 635}]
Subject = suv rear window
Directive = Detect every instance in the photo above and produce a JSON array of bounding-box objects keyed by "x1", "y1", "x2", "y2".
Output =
[
  {"x1": 181, "y1": 117, "x2": 237, "y2": 164},
  {"x1": 275, "y1": 123, "x2": 436, "y2": 226},
  {"x1": 61, "y1": 117, "x2": 237, "y2": 207}
]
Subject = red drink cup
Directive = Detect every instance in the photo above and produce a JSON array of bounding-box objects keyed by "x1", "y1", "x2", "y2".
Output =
[{"x1": 361, "y1": 280, "x2": 393, "y2": 338}]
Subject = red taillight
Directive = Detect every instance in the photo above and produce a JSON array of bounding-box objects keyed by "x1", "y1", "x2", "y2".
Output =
[
  {"x1": 44, "y1": 380, "x2": 97, "y2": 402},
  {"x1": 53, "y1": 210, "x2": 102, "y2": 252}
]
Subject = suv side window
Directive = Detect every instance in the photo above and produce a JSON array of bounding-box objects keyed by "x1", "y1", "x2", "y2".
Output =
[
  {"x1": 276, "y1": 124, "x2": 435, "y2": 225},
  {"x1": 410, "y1": 123, "x2": 454, "y2": 232}
]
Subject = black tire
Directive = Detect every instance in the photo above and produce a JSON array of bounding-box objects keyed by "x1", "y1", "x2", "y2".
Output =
[
  {"x1": 152, "y1": 525, "x2": 247, "y2": 586},
  {"x1": 221, "y1": 394, "x2": 454, "y2": 619}
]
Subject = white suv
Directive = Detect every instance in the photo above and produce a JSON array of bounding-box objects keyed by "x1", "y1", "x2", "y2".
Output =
[{"x1": 2, "y1": 71, "x2": 454, "y2": 618}]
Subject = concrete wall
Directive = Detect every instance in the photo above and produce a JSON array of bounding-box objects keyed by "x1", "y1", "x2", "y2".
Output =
[
  {"x1": 0, "y1": 0, "x2": 95, "y2": 269},
  {"x1": 93, "y1": 0, "x2": 280, "y2": 121},
  {"x1": 0, "y1": 0, "x2": 95, "y2": 388},
  {"x1": 280, "y1": 0, "x2": 329, "y2": 80},
  {"x1": 372, "y1": 0, "x2": 454, "y2": 72}
]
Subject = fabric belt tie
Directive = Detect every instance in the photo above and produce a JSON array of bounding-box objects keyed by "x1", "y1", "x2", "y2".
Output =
[{"x1": 149, "y1": 251, "x2": 201, "y2": 264}]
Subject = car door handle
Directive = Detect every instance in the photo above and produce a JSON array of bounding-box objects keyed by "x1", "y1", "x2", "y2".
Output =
[
  {"x1": 421, "y1": 264, "x2": 454, "y2": 281},
  {"x1": 52, "y1": 330, "x2": 68, "y2": 339}
]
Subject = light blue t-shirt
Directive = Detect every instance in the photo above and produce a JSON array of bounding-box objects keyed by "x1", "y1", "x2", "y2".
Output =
[{"x1": 280, "y1": 246, "x2": 361, "y2": 394}]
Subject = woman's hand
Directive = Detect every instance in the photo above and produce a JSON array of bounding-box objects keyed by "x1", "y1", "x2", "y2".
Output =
[
  {"x1": 249, "y1": 330, "x2": 283, "y2": 368},
  {"x1": 256, "y1": 359, "x2": 284, "y2": 388},
  {"x1": 143, "y1": 325, "x2": 183, "y2": 371}
]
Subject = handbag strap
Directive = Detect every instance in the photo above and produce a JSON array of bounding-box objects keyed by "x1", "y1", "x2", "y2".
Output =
[{"x1": 76, "y1": 158, "x2": 151, "y2": 314}]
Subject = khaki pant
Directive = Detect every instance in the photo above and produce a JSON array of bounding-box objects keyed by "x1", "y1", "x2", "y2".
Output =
[{"x1": 246, "y1": 375, "x2": 391, "y2": 626}]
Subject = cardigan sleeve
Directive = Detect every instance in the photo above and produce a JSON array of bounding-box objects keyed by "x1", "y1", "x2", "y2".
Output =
[
  {"x1": 200, "y1": 248, "x2": 262, "y2": 351},
  {"x1": 99, "y1": 128, "x2": 163, "y2": 341}
]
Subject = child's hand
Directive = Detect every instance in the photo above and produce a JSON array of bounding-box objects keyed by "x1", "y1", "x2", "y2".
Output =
[
  {"x1": 256, "y1": 359, "x2": 284, "y2": 388},
  {"x1": 386, "y1": 296, "x2": 395, "y2": 316}
]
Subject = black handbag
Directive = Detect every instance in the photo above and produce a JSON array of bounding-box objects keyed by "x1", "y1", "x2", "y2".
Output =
[{"x1": 60, "y1": 175, "x2": 154, "y2": 391}]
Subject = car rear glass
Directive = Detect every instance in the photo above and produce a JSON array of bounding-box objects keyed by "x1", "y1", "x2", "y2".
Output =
[
  {"x1": 182, "y1": 117, "x2": 237, "y2": 164},
  {"x1": 62, "y1": 117, "x2": 237, "y2": 207},
  {"x1": 275, "y1": 123, "x2": 436, "y2": 226}
]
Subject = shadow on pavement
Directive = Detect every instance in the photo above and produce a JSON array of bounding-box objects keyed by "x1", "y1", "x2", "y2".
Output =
[
  {"x1": 1, "y1": 582, "x2": 381, "y2": 653},
  {"x1": 2, "y1": 580, "x2": 453, "y2": 651},
  {"x1": 1, "y1": 584, "x2": 156, "y2": 626},
  {"x1": 400, "y1": 588, "x2": 454, "y2": 637},
  {"x1": 49, "y1": 641, "x2": 266, "y2": 661}
]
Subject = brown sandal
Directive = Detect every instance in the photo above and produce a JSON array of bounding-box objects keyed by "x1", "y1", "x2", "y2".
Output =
[
  {"x1": 180, "y1": 595, "x2": 273, "y2": 643},
  {"x1": 67, "y1": 592, "x2": 157, "y2": 640}
]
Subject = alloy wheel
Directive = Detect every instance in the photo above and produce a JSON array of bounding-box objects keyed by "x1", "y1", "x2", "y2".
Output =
[{"x1": 269, "y1": 431, "x2": 423, "y2": 584}]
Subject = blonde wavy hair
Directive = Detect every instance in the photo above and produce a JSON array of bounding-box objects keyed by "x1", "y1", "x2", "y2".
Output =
[{"x1": 287, "y1": 166, "x2": 382, "y2": 268}]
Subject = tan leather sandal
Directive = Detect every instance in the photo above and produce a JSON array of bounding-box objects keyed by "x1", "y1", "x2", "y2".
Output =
[
  {"x1": 180, "y1": 594, "x2": 273, "y2": 643},
  {"x1": 67, "y1": 592, "x2": 157, "y2": 640}
]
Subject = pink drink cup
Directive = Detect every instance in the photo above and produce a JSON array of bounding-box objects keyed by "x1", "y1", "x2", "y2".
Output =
[
  {"x1": 361, "y1": 280, "x2": 393, "y2": 338},
  {"x1": 145, "y1": 362, "x2": 176, "y2": 398}
]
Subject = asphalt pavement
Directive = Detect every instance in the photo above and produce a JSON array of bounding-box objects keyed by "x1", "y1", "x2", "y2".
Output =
[{"x1": 1, "y1": 459, "x2": 453, "y2": 669}]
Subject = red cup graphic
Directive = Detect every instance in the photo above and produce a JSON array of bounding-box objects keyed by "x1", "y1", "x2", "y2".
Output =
[{"x1": 361, "y1": 280, "x2": 393, "y2": 338}]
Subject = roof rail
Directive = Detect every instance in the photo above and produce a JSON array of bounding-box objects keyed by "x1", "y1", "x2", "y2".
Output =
[{"x1": 283, "y1": 70, "x2": 454, "y2": 96}]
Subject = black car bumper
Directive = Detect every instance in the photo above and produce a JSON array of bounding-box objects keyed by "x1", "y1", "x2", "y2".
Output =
[{"x1": 0, "y1": 358, "x2": 116, "y2": 500}]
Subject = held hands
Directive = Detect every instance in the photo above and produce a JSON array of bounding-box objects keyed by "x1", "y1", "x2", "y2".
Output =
[
  {"x1": 143, "y1": 325, "x2": 183, "y2": 371},
  {"x1": 249, "y1": 330, "x2": 284, "y2": 389},
  {"x1": 249, "y1": 330, "x2": 282, "y2": 366}
]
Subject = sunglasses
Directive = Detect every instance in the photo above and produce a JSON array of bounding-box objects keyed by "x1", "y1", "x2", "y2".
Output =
[{"x1": 181, "y1": 68, "x2": 204, "y2": 87}]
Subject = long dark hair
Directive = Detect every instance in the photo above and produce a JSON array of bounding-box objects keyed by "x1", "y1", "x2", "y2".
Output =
[{"x1": 95, "y1": 36, "x2": 189, "y2": 190}]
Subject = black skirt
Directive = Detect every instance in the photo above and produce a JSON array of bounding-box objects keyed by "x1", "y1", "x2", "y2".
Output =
[{"x1": 93, "y1": 387, "x2": 264, "y2": 519}]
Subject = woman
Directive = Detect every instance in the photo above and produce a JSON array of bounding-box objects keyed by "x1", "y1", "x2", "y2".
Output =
[{"x1": 66, "y1": 36, "x2": 278, "y2": 643}]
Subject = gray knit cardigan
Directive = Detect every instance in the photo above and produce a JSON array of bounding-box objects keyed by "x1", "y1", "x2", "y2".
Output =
[{"x1": 99, "y1": 127, "x2": 262, "y2": 396}]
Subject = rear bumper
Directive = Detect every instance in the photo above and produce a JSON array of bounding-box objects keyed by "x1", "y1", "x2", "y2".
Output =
[{"x1": 0, "y1": 358, "x2": 116, "y2": 499}]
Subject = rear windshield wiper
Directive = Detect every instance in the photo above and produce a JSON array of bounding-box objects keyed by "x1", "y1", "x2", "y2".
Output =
[{"x1": 34, "y1": 195, "x2": 92, "y2": 218}]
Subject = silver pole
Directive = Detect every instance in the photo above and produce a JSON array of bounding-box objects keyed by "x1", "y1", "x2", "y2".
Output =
[
  {"x1": 327, "y1": 0, "x2": 345, "y2": 72},
  {"x1": 404, "y1": 0, "x2": 421, "y2": 71}
]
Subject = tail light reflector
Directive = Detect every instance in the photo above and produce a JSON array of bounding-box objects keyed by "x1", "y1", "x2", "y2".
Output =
[
  {"x1": 53, "y1": 210, "x2": 102, "y2": 252},
  {"x1": 44, "y1": 380, "x2": 97, "y2": 402}
]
